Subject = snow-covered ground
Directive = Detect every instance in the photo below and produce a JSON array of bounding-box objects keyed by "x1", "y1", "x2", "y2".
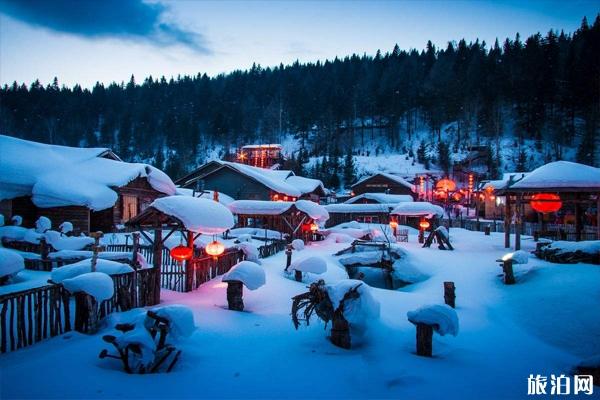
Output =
[{"x1": 1, "y1": 227, "x2": 598, "y2": 399}]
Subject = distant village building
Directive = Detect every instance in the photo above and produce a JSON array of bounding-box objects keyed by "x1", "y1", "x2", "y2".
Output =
[
  {"x1": 344, "y1": 193, "x2": 414, "y2": 205},
  {"x1": 324, "y1": 203, "x2": 396, "y2": 227},
  {"x1": 479, "y1": 172, "x2": 529, "y2": 220},
  {"x1": 175, "y1": 161, "x2": 326, "y2": 203},
  {"x1": 235, "y1": 144, "x2": 284, "y2": 169},
  {"x1": 0, "y1": 135, "x2": 176, "y2": 234},
  {"x1": 351, "y1": 173, "x2": 417, "y2": 199}
]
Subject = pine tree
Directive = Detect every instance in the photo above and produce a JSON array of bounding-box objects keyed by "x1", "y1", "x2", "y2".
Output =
[
  {"x1": 437, "y1": 141, "x2": 451, "y2": 174},
  {"x1": 343, "y1": 151, "x2": 356, "y2": 188},
  {"x1": 417, "y1": 140, "x2": 427, "y2": 164},
  {"x1": 516, "y1": 148, "x2": 527, "y2": 171}
]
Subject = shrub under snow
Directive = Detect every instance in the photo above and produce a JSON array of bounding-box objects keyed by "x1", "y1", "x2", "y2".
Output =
[
  {"x1": 44, "y1": 230, "x2": 94, "y2": 251},
  {"x1": 326, "y1": 279, "x2": 380, "y2": 326},
  {"x1": 145, "y1": 305, "x2": 196, "y2": 340},
  {"x1": 407, "y1": 304, "x2": 459, "y2": 336},
  {"x1": 222, "y1": 261, "x2": 266, "y2": 290}
]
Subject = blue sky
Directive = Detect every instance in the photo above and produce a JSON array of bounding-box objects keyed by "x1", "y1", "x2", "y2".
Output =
[{"x1": 0, "y1": 0, "x2": 598, "y2": 88}]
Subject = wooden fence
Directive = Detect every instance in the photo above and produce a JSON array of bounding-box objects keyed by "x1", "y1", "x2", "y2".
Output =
[{"x1": 0, "y1": 267, "x2": 158, "y2": 354}]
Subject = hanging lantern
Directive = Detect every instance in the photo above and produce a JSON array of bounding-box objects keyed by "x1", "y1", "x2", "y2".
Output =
[
  {"x1": 170, "y1": 245, "x2": 193, "y2": 262},
  {"x1": 389, "y1": 220, "x2": 398, "y2": 229},
  {"x1": 310, "y1": 223, "x2": 319, "y2": 232},
  {"x1": 530, "y1": 193, "x2": 562, "y2": 213},
  {"x1": 205, "y1": 240, "x2": 225, "y2": 257},
  {"x1": 436, "y1": 178, "x2": 456, "y2": 192},
  {"x1": 419, "y1": 219, "x2": 430, "y2": 230}
]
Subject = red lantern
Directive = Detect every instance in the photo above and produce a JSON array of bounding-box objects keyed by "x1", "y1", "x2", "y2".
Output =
[
  {"x1": 205, "y1": 240, "x2": 225, "y2": 257},
  {"x1": 310, "y1": 223, "x2": 319, "y2": 232},
  {"x1": 419, "y1": 219, "x2": 430, "y2": 230},
  {"x1": 530, "y1": 193, "x2": 562, "y2": 214},
  {"x1": 389, "y1": 220, "x2": 398, "y2": 229},
  {"x1": 170, "y1": 245, "x2": 193, "y2": 262}
]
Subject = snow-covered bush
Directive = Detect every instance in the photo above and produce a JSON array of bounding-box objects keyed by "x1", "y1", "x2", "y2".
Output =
[
  {"x1": 0, "y1": 248, "x2": 25, "y2": 280},
  {"x1": 326, "y1": 279, "x2": 380, "y2": 329},
  {"x1": 59, "y1": 221, "x2": 74, "y2": 235},
  {"x1": 44, "y1": 230, "x2": 94, "y2": 251},
  {"x1": 62, "y1": 272, "x2": 115, "y2": 302},
  {"x1": 35, "y1": 216, "x2": 51, "y2": 233},
  {"x1": 291, "y1": 239, "x2": 305, "y2": 250},
  {"x1": 407, "y1": 304, "x2": 459, "y2": 336},
  {"x1": 145, "y1": 305, "x2": 195, "y2": 340}
]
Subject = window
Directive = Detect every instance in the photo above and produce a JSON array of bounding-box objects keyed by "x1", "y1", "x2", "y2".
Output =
[{"x1": 122, "y1": 195, "x2": 138, "y2": 221}]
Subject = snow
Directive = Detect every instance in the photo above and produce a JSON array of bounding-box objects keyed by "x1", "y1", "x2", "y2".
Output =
[
  {"x1": 345, "y1": 193, "x2": 414, "y2": 204},
  {"x1": 0, "y1": 135, "x2": 176, "y2": 210},
  {"x1": 62, "y1": 272, "x2": 114, "y2": 301},
  {"x1": 236, "y1": 242, "x2": 261, "y2": 263},
  {"x1": 50, "y1": 258, "x2": 133, "y2": 283},
  {"x1": 0, "y1": 248, "x2": 25, "y2": 278},
  {"x1": 151, "y1": 196, "x2": 234, "y2": 234},
  {"x1": 407, "y1": 304, "x2": 459, "y2": 336},
  {"x1": 220, "y1": 161, "x2": 301, "y2": 197},
  {"x1": 391, "y1": 202, "x2": 445, "y2": 218},
  {"x1": 353, "y1": 172, "x2": 415, "y2": 191},
  {"x1": 285, "y1": 175, "x2": 325, "y2": 194},
  {"x1": 115, "y1": 325, "x2": 156, "y2": 368},
  {"x1": 509, "y1": 160, "x2": 600, "y2": 190},
  {"x1": 324, "y1": 203, "x2": 395, "y2": 213},
  {"x1": 501, "y1": 250, "x2": 529, "y2": 264},
  {"x1": 435, "y1": 225, "x2": 449, "y2": 240},
  {"x1": 43, "y1": 230, "x2": 94, "y2": 251},
  {"x1": 147, "y1": 305, "x2": 196, "y2": 340},
  {"x1": 543, "y1": 240, "x2": 600, "y2": 255},
  {"x1": 338, "y1": 251, "x2": 383, "y2": 266},
  {"x1": 0, "y1": 226, "x2": 29, "y2": 242},
  {"x1": 59, "y1": 222, "x2": 73, "y2": 235},
  {"x1": 291, "y1": 239, "x2": 305, "y2": 250},
  {"x1": 48, "y1": 250, "x2": 134, "y2": 261},
  {"x1": 11, "y1": 215, "x2": 22, "y2": 226},
  {"x1": 289, "y1": 256, "x2": 327, "y2": 274},
  {"x1": 175, "y1": 188, "x2": 236, "y2": 206},
  {"x1": 228, "y1": 227, "x2": 284, "y2": 240},
  {"x1": 222, "y1": 261, "x2": 266, "y2": 290},
  {"x1": 2, "y1": 228, "x2": 599, "y2": 399},
  {"x1": 35, "y1": 216, "x2": 51, "y2": 233},
  {"x1": 326, "y1": 279, "x2": 380, "y2": 325},
  {"x1": 294, "y1": 200, "x2": 329, "y2": 223}
]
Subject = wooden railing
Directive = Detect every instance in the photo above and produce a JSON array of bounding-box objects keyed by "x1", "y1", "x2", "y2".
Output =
[{"x1": 0, "y1": 267, "x2": 158, "y2": 354}]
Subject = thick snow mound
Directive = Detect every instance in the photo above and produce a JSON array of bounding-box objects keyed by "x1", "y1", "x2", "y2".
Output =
[
  {"x1": 59, "y1": 222, "x2": 73, "y2": 234},
  {"x1": 290, "y1": 256, "x2": 327, "y2": 274},
  {"x1": 222, "y1": 261, "x2": 266, "y2": 290},
  {"x1": 510, "y1": 161, "x2": 600, "y2": 189},
  {"x1": 391, "y1": 202, "x2": 444, "y2": 218},
  {"x1": 147, "y1": 305, "x2": 195, "y2": 340},
  {"x1": 323, "y1": 233, "x2": 355, "y2": 244},
  {"x1": 151, "y1": 196, "x2": 234, "y2": 234},
  {"x1": 407, "y1": 304, "x2": 459, "y2": 336},
  {"x1": 295, "y1": 200, "x2": 329, "y2": 223},
  {"x1": 234, "y1": 234, "x2": 253, "y2": 243},
  {"x1": 291, "y1": 239, "x2": 305, "y2": 250},
  {"x1": 339, "y1": 251, "x2": 383, "y2": 266},
  {"x1": 48, "y1": 250, "x2": 133, "y2": 261},
  {"x1": 51, "y1": 258, "x2": 133, "y2": 283},
  {"x1": 545, "y1": 240, "x2": 600, "y2": 255},
  {"x1": 326, "y1": 280, "x2": 380, "y2": 325},
  {"x1": 62, "y1": 272, "x2": 114, "y2": 301},
  {"x1": 392, "y1": 260, "x2": 429, "y2": 284},
  {"x1": 0, "y1": 226, "x2": 29, "y2": 242},
  {"x1": 0, "y1": 248, "x2": 25, "y2": 278},
  {"x1": 44, "y1": 230, "x2": 94, "y2": 251},
  {"x1": 115, "y1": 326, "x2": 156, "y2": 367},
  {"x1": 501, "y1": 250, "x2": 529, "y2": 264},
  {"x1": 35, "y1": 216, "x2": 51, "y2": 233},
  {"x1": 236, "y1": 242, "x2": 260, "y2": 262}
]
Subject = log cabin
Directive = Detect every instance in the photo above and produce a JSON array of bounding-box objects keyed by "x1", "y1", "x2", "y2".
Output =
[
  {"x1": 0, "y1": 135, "x2": 176, "y2": 234},
  {"x1": 351, "y1": 173, "x2": 417, "y2": 199}
]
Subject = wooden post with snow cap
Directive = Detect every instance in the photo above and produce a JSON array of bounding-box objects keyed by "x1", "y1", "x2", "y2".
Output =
[
  {"x1": 152, "y1": 228, "x2": 162, "y2": 305},
  {"x1": 497, "y1": 257, "x2": 515, "y2": 285},
  {"x1": 415, "y1": 323, "x2": 433, "y2": 357},
  {"x1": 443, "y1": 281, "x2": 456, "y2": 308},
  {"x1": 285, "y1": 244, "x2": 293, "y2": 271},
  {"x1": 184, "y1": 231, "x2": 195, "y2": 292},
  {"x1": 89, "y1": 231, "x2": 104, "y2": 273},
  {"x1": 131, "y1": 232, "x2": 140, "y2": 269},
  {"x1": 226, "y1": 281, "x2": 244, "y2": 311}
]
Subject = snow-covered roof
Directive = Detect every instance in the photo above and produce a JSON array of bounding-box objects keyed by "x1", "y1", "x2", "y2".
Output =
[
  {"x1": 151, "y1": 196, "x2": 235, "y2": 234},
  {"x1": 241, "y1": 144, "x2": 282, "y2": 150},
  {"x1": 285, "y1": 175, "x2": 325, "y2": 194},
  {"x1": 482, "y1": 172, "x2": 529, "y2": 191},
  {"x1": 509, "y1": 161, "x2": 600, "y2": 191},
  {"x1": 345, "y1": 193, "x2": 413, "y2": 204},
  {"x1": 220, "y1": 162, "x2": 301, "y2": 196},
  {"x1": 0, "y1": 135, "x2": 176, "y2": 210},
  {"x1": 324, "y1": 203, "x2": 395, "y2": 214},
  {"x1": 352, "y1": 172, "x2": 415, "y2": 191},
  {"x1": 175, "y1": 188, "x2": 235, "y2": 206},
  {"x1": 228, "y1": 200, "x2": 329, "y2": 222},
  {"x1": 391, "y1": 202, "x2": 444, "y2": 218}
]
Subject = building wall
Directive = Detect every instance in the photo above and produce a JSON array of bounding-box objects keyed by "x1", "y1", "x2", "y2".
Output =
[
  {"x1": 325, "y1": 212, "x2": 390, "y2": 228},
  {"x1": 353, "y1": 175, "x2": 416, "y2": 198}
]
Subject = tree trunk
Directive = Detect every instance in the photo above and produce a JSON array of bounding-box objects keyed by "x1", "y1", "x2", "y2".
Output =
[
  {"x1": 330, "y1": 310, "x2": 351, "y2": 349},
  {"x1": 74, "y1": 292, "x2": 99, "y2": 334},
  {"x1": 416, "y1": 323, "x2": 433, "y2": 357},
  {"x1": 502, "y1": 260, "x2": 515, "y2": 284},
  {"x1": 226, "y1": 281, "x2": 244, "y2": 311}
]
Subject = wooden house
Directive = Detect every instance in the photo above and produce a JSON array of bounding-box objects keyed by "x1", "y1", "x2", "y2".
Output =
[
  {"x1": 351, "y1": 173, "x2": 417, "y2": 199},
  {"x1": 0, "y1": 135, "x2": 176, "y2": 234},
  {"x1": 324, "y1": 203, "x2": 395, "y2": 228},
  {"x1": 236, "y1": 144, "x2": 284, "y2": 169},
  {"x1": 175, "y1": 161, "x2": 326, "y2": 203}
]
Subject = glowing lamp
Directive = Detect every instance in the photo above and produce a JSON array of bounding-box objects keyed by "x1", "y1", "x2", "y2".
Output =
[
  {"x1": 530, "y1": 193, "x2": 562, "y2": 213},
  {"x1": 170, "y1": 245, "x2": 193, "y2": 262},
  {"x1": 205, "y1": 240, "x2": 225, "y2": 257},
  {"x1": 436, "y1": 178, "x2": 456, "y2": 192},
  {"x1": 389, "y1": 220, "x2": 398, "y2": 229},
  {"x1": 310, "y1": 223, "x2": 319, "y2": 232},
  {"x1": 419, "y1": 219, "x2": 430, "y2": 230},
  {"x1": 272, "y1": 194, "x2": 279, "y2": 201}
]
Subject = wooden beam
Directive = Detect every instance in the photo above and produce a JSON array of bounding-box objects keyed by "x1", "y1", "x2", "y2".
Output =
[
  {"x1": 504, "y1": 195, "x2": 511, "y2": 248},
  {"x1": 515, "y1": 194, "x2": 521, "y2": 251}
]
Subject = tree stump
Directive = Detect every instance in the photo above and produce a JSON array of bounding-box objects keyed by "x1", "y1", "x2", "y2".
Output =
[
  {"x1": 484, "y1": 226, "x2": 490, "y2": 236},
  {"x1": 294, "y1": 270, "x2": 302, "y2": 282},
  {"x1": 226, "y1": 281, "x2": 244, "y2": 311},
  {"x1": 285, "y1": 244, "x2": 293, "y2": 271},
  {"x1": 415, "y1": 323, "x2": 433, "y2": 357},
  {"x1": 502, "y1": 260, "x2": 515, "y2": 284},
  {"x1": 74, "y1": 292, "x2": 100, "y2": 334},
  {"x1": 443, "y1": 281, "x2": 456, "y2": 308},
  {"x1": 330, "y1": 310, "x2": 351, "y2": 349}
]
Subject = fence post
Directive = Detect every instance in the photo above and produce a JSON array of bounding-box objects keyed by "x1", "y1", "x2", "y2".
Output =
[
  {"x1": 152, "y1": 229, "x2": 162, "y2": 305},
  {"x1": 131, "y1": 232, "x2": 140, "y2": 268},
  {"x1": 184, "y1": 230, "x2": 195, "y2": 292}
]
